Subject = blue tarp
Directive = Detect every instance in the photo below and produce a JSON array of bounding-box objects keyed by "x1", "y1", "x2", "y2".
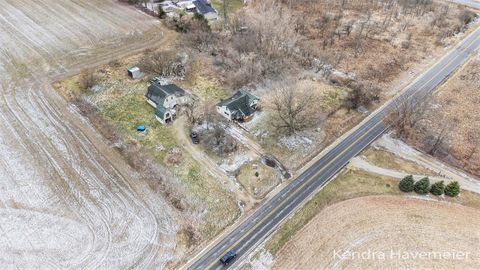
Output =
[{"x1": 137, "y1": 125, "x2": 146, "y2": 132}]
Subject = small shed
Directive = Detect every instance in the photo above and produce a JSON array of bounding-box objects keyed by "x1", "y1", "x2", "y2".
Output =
[{"x1": 128, "y1": 66, "x2": 144, "y2": 79}]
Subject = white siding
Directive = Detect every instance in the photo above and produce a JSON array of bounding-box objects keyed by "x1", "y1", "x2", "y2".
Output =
[
  {"x1": 163, "y1": 95, "x2": 177, "y2": 108},
  {"x1": 146, "y1": 98, "x2": 157, "y2": 108},
  {"x1": 216, "y1": 105, "x2": 231, "y2": 120}
]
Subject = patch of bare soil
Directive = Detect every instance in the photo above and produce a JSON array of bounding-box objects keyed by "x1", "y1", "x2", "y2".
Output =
[
  {"x1": 406, "y1": 56, "x2": 480, "y2": 177},
  {"x1": 273, "y1": 195, "x2": 480, "y2": 270},
  {"x1": 0, "y1": 1, "x2": 180, "y2": 269}
]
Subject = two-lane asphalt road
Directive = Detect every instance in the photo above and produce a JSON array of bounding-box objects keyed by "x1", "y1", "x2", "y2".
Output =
[
  {"x1": 449, "y1": 0, "x2": 480, "y2": 10},
  {"x1": 185, "y1": 26, "x2": 480, "y2": 270}
]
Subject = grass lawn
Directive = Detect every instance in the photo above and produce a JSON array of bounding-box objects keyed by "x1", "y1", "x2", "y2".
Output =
[
  {"x1": 55, "y1": 70, "x2": 240, "y2": 241},
  {"x1": 362, "y1": 148, "x2": 438, "y2": 176},
  {"x1": 236, "y1": 160, "x2": 280, "y2": 199},
  {"x1": 210, "y1": 0, "x2": 245, "y2": 19},
  {"x1": 96, "y1": 85, "x2": 240, "y2": 238}
]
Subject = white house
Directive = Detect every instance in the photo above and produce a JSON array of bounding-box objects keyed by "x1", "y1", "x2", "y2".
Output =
[{"x1": 145, "y1": 81, "x2": 189, "y2": 124}]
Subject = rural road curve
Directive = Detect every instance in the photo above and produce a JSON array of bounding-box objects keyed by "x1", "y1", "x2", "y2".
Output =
[
  {"x1": 184, "y1": 25, "x2": 480, "y2": 270},
  {"x1": 449, "y1": 0, "x2": 480, "y2": 9}
]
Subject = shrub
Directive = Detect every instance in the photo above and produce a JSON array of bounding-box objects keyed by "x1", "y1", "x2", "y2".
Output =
[
  {"x1": 413, "y1": 177, "x2": 430, "y2": 194},
  {"x1": 444, "y1": 181, "x2": 460, "y2": 197},
  {"x1": 158, "y1": 5, "x2": 166, "y2": 19},
  {"x1": 79, "y1": 69, "x2": 99, "y2": 91},
  {"x1": 399, "y1": 175, "x2": 415, "y2": 192},
  {"x1": 255, "y1": 171, "x2": 259, "y2": 177},
  {"x1": 430, "y1": 181, "x2": 445, "y2": 196}
]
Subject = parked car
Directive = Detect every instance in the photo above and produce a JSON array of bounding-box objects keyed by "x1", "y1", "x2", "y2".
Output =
[
  {"x1": 220, "y1": 250, "x2": 237, "y2": 266},
  {"x1": 190, "y1": 131, "x2": 200, "y2": 144}
]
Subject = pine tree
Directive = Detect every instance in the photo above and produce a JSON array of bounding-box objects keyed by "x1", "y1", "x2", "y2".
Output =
[
  {"x1": 430, "y1": 181, "x2": 445, "y2": 196},
  {"x1": 399, "y1": 175, "x2": 415, "y2": 192},
  {"x1": 413, "y1": 177, "x2": 430, "y2": 194},
  {"x1": 444, "y1": 181, "x2": 460, "y2": 197}
]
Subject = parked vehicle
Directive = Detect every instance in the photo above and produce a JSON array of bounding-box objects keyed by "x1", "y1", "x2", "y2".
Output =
[
  {"x1": 220, "y1": 250, "x2": 237, "y2": 266},
  {"x1": 190, "y1": 131, "x2": 200, "y2": 144}
]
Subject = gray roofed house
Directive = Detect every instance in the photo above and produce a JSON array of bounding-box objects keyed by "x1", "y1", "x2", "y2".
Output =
[
  {"x1": 193, "y1": 0, "x2": 218, "y2": 20},
  {"x1": 216, "y1": 90, "x2": 259, "y2": 121},
  {"x1": 155, "y1": 106, "x2": 174, "y2": 124},
  {"x1": 145, "y1": 80, "x2": 189, "y2": 124}
]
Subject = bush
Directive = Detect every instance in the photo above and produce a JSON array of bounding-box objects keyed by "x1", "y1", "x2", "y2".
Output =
[
  {"x1": 255, "y1": 171, "x2": 260, "y2": 177},
  {"x1": 444, "y1": 181, "x2": 460, "y2": 197},
  {"x1": 413, "y1": 177, "x2": 430, "y2": 194},
  {"x1": 430, "y1": 181, "x2": 445, "y2": 196},
  {"x1": 399, "y1": 175, "x2": 415, "y2": 192},
  {"x1": 79, "y1": 69, "x2": 99, "y2": 91}
]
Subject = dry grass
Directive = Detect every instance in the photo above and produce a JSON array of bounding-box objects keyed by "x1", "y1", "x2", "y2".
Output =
[
  {"x1": 363, "y1": 148, "x2": 438, "y2": 176},
  {"x1": 265, "y1": 168, "x2": 401, "y2": 254},
  {"x1": 407, "y1": 56, "x2": 480, "y2": 177},
  {"x1": 54, "y1": 55, "x2": 240, "y2": 247},
  {"x1": 250, "y1": 79, "x2": 347, "y2": 170},
  {"x1": 273, "y1": 195, "x2": 480, "y2": 270},
  {"x1": 291, "y1": 0, "x2": 471, "y2": 86},
  {"x1": 180, "y1": 57, "x2": 228, "y2": 102},
  {"x1": 236, "y1": 160, "x2": 281, "y2": 199}
]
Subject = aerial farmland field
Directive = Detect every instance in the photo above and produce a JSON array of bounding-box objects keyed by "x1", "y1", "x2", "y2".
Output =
[{"x1": 0, "y1": 1, "x2": 179, "y2": 269}]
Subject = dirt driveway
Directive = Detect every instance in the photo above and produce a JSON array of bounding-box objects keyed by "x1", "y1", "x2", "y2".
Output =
[
  {"x1": 173, "y1": 117, "x2": 257, "y2": 209},
  {"x1": 0, "y1": 1, "x2": 179, "y2": 269}
]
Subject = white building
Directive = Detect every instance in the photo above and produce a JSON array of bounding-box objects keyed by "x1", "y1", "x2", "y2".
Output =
[{"x1": 145, "y1": 81, "x2": 189, "y2": 124}]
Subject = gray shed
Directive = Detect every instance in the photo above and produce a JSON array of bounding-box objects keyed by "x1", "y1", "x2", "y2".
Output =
[{"x1": 128, "y1": 66, "x2": 144, "y2": 79}]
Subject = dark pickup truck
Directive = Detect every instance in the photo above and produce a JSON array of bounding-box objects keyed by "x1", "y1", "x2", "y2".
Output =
[{"x1": 219, "y1": 250, "x2": 237, "y2": 266}]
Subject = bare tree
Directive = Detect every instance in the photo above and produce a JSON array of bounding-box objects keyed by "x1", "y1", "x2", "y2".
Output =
[
  {"x1": 138, "y1": 50, "x2": 188, "y2": 77},
  {"x1": 384, "y1": 98, "x2": 427, "y2": 140},
  {"x1": 183, "y1": 99, "x2": 200, "y2": 125},
  {"x1": 428, "y1": 119, "x2": 453, "y2": 155},
  {"x1": 270, "y1": 84, "x2": 320, "y2": 135},
  {"x1": 79, "y1": 69, "x2": 99, "y2": 91},
  {"x1": 343, "y1": 80, "x2": 380, "y2": 111}
]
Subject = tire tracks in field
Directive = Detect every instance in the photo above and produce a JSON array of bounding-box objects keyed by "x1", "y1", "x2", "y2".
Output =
[{"x1": 0, "y1": 2, "x2": 178, "y2": 268}]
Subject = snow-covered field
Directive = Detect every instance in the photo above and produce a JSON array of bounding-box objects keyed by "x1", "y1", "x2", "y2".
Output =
[{"x1": 0, "y1": 1, "x2": 177, "y2": 269}]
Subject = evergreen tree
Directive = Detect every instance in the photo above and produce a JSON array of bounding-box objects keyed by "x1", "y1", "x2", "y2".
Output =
[
  {"x1": 413, "y1": 177, "x2": 430, "y2": 194},
  {"x1": 430, "y1": 181, "x2": 445, "y2": 196},
  {"x1": 399, "y1": 175, "x2": 415, "y2": 192},
  {"x1": 444, "y1": 181, "x2": 460, "y2": 197}
]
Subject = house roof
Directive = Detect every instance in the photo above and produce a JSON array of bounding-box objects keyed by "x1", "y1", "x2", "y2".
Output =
[
  {"x1": 146, "y1": 83, "x2": 186, "y2": 105},
  {"x1": 155, "y1": 106, "x2": 168, "y2": 120},
  {"x1": 218, "y1": 90, "x2": 259, "y2": 118},
  {"x1": 193, "y1": 0, "x2": 216, "y2": 14}
]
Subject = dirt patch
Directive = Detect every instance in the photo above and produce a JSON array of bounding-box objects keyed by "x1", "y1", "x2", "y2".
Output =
[{"x1": 273, "y1": 195, "x2": 480, "y2": 270}]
